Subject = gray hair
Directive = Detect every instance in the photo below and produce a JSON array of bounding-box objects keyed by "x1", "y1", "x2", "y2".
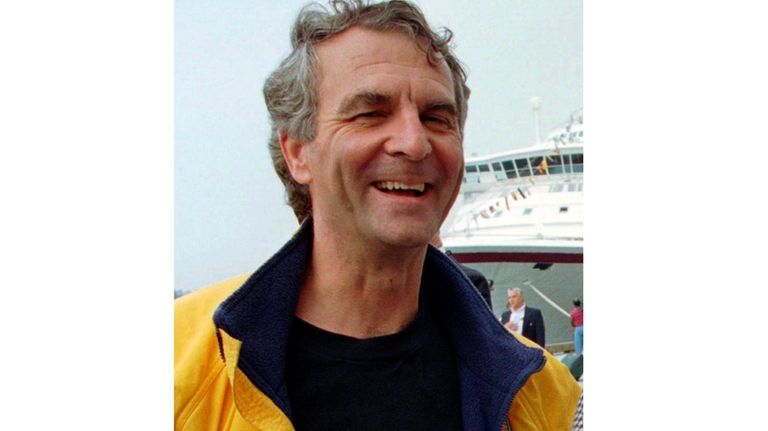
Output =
[
  {"x1": 508, "y1": 288, "x2": 523, "y2": 298},
  {"x1": 263, "y1": 0, "x2": 471, "y2": 223}
]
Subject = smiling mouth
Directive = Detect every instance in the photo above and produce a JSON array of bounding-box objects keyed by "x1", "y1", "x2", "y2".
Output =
[{"x1": 374, "y1": 181, "x2": 428, "y2": 197}]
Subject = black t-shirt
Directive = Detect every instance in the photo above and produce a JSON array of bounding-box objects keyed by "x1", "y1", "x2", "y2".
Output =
[{"x1": 285, "y1": 304, "x2": 463, "y2": 431}]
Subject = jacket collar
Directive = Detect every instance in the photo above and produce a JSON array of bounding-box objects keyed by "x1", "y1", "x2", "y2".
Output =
[
  {"x1": 421, "y1": 245, "x2": 545, "y2": 430},
  {"x1": 213, "y1": 218, "x2": 544, "y2": 430}
]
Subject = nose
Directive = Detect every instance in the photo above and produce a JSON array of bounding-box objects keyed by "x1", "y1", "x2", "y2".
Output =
[{"x1": 384, "y1": 108, "x2": 432, "y2": 161}]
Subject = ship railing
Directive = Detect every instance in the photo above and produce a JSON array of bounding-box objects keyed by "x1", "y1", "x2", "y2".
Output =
[
  {"x1": 447, "y1": 230, "x2": 583, "y2": 242},
  {"x1": 547, "y1": 108, "x2": 583, "y2": 134}
]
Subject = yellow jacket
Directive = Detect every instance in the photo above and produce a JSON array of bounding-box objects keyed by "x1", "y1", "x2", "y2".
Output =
[{"x1": 175, "y1": 222, "x2": 581, "y2": 430}]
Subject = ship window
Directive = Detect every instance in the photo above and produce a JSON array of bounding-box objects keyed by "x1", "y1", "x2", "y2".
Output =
[
  {"x1": 559, "y1": 206, "x2": 569, "y2": 213},
  {"x1": 568, "y1": 183, "x2": 578, "y2": 192},
  {"x1": 466, "y1": 165, "x2": 478, "y2": 173},
  {"x1": 502, "y1": 160, "x2": 517, "y2": 178},
  {"x1": 479, "y1": 164, "x2": 490, "y2": 172},
  {"x1": 492, "y1": 162, "x2": 502, "y2": 171},
  {"x1": 548, "y1": 155, "x2": 565, "y2": 174},
  {"x1": 515, "y1": 158, "x2": 531, "y2": 177},
  {"x1": 571, "y1": 153, "x2": 583, "y2": 173},
  {"x1": 522, "y1": 208, "x2": 533, "y2": 215},
  {"x1": 550, "y1": 184, "x2": 564, "y2": 193}
]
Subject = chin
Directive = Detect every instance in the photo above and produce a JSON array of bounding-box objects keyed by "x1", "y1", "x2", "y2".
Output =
[
  {"x1": 388, "y1": 236, "x2": 430, "y2": 249},
  {"x1": 358, "y1": 212, "x2": 440, "y2": 249},
  {"x1": 375, "y1": 226, "x2": 434, "y2": 249}
]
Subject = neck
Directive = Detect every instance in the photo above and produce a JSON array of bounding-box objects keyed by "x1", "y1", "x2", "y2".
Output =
[{"x1": 294, "y1": 222, "x2": 428, "y2": 339}]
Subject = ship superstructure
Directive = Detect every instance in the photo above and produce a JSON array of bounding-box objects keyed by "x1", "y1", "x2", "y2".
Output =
[{"x1": 443, "y1": 110, "x2": 583, "y2": 348}]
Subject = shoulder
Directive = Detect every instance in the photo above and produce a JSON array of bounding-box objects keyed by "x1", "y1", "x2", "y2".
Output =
[
  {"x1": 175, "y1": 274, "x2": 250, "y2": 346},
  {"x1": 526, "y1": 306, "x2": 543, "y2": 317},
  {"x1": 174, "y1": 274, "x2": 250, "y2": 421},
  {"x1": 459, "y1": 264, "x2": 489, "y2": 283},
  {"x1": 459, "y1": 263, "x2": 482, "y2": 277},
  {"x1": 506, "y1": 333, "x2": 582, "y2": 430}
]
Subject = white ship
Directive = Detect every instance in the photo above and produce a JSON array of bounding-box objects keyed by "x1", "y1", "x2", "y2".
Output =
[{"x1": 443, "y1": 106, "x2": 583, "y2": 349}]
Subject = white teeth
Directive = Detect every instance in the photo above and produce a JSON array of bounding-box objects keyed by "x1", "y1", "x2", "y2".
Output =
[{"x1": 376, "y1": 181, "x2": 426, "y2": 192}]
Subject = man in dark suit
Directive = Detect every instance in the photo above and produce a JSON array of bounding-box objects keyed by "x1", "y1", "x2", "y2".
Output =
[{"x1": 501, "y1": 288, "x2": 545, "y2": 348}]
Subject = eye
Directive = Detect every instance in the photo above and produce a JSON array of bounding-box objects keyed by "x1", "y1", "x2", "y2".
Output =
[
  {"x1": 357, "y1": 111, "x2": 385, "y2": 118},
  {"x1": 422, "y1": 114, "x2": 454, "y2": 129},
  {"x1": 424, "y1": 115, "x2": 446, "y2": 124},
  {"x1": 350, "y1": 111, "x2": 387, "y2": 125}
]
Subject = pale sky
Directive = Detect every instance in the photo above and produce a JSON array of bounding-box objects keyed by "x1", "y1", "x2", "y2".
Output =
[{"x1": 175, "y1": 0, "x2": 582, "y2": 293}]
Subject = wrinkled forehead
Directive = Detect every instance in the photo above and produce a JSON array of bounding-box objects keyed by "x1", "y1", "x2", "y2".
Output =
[{"x1": 314, "y1": 26, "x2": 455, "y2": 91}]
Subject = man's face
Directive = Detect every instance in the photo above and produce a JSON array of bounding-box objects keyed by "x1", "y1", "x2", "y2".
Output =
[
  {"x1": 299, "y1": 27, "x2": 463, "y2": 249},
  {"x1": 508, "y1": 291, "x2": 523, "y2": 310}
]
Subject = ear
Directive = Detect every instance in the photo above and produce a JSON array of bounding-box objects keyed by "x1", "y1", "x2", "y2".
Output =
[{"x1": 279, "y1": 132, "x2": 312, "y2": 185}]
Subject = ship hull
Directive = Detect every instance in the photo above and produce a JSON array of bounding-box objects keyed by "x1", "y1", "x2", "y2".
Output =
[{"x1": 458, "y1": 256, "x2": 583, "y2": 349}]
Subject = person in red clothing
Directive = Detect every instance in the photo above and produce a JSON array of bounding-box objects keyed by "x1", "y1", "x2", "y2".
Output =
[{"x1": 570, "y1": 298, "x2": 584, "y2": 354}]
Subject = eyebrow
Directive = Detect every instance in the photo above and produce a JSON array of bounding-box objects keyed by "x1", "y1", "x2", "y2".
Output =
[
  {"x1": 336, "y1": 91, "x2": 391, "y2": 116},
  {"x1": 336, "y1": 91, "x2": 458, "y2": 118}
]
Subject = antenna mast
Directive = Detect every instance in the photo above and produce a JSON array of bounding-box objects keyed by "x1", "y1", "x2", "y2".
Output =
[{"x1": 530, "y1": 96, "x2": 542, "y2": 145}]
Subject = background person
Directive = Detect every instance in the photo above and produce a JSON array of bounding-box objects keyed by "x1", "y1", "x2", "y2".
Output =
[
  {"x1": 431, "y1": 232, "x2": 493, "y2": 309},
  {"x1": 571, "y1": 297, "x2": 584, "y2": 354},
  {"x1": 501, "y1": 287, "x2": 546, "y2": 348}
]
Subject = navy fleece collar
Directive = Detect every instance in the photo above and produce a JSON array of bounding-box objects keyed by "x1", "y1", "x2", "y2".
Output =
[{"x1": 213, "y1": 218, "x2": 544, "y2": 430}]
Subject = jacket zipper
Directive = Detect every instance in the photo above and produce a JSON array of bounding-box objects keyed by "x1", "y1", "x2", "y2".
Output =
[
  {"x1": 499, "y1": 402, "x2": 513, "y2": 431},
  {"x1": 500, "y1": 416, "x2": 512, "y2": 431}
]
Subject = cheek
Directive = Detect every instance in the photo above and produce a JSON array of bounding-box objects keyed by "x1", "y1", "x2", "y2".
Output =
[
  {"x1": 337, "y1": 134, "x2": 382, "y2": 175},
  {"x1": 437, "y1": 141, "x2": 464, "y2": 179}
]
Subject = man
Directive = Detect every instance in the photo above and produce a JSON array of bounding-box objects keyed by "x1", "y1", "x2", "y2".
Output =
[
  {"x1": 175, "y1": 1, "x2": 580, "y2": 430},
  {"x1": 501, "y1": 288, "x2": 546, "y2": 348}
]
